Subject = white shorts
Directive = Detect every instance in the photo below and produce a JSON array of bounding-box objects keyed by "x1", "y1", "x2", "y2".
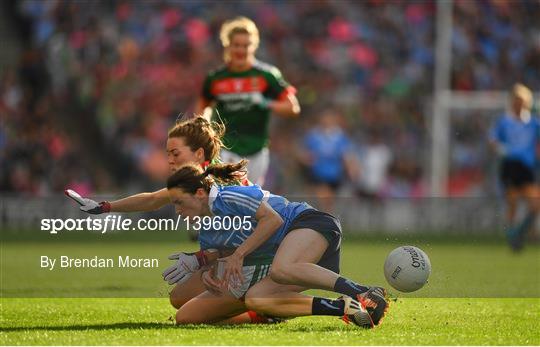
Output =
[
  {"x1": 220, "y1": 148, "x2": 269, "y2": 186},
  {"x1": 217, "y1": 261, "x2": 271, "y2": 299}
]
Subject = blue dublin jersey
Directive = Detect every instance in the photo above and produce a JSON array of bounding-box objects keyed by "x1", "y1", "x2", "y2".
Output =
[
  {"x1": 490, "y1": 113, "x2": 540, "y2": 168},
  {"x1": 198, "y1": 185, "x2": 312, "y2": 264},
  {"x1": 303, "y1": 128, "x2": 351, "y2": 182}
]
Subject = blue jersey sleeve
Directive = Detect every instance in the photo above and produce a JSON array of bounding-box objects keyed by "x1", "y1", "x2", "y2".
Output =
[
  {"x1": 211, "y1": 185, "x2": 265, "y2": 218},
  {"x1": 198, "y1": 235, "x2": 211, "y2": 250},
  {"x1": 197, "y1": 224, "x2": 213, "y2": 250}
]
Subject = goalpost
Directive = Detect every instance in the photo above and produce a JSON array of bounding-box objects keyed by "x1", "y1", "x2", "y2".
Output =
[{"x1": 431, "y1": 90, "x2": 513, "y2": 196}]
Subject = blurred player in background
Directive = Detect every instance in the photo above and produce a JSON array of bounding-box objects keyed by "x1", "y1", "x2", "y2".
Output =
[
  {"x1": 355, "y1": 129, "x2": 392, "y2": 200},
  {"x1": 299, "y1": 110, "x2": 360, "y2": 213},
  {"x1": 195, "y1": 16, "x2": 300, "y2": 186},
  {"x1": 489, "y1": 83, "x2": 540, "y2": 251}
]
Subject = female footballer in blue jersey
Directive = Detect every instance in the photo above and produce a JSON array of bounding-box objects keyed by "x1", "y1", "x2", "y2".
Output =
[
  {"x1": 166, "y1": 160, "x2": 388, "y2": 327},
  {"x1": 68, "y1": 116, "x2": 278, "y2": 325},
  {"x1": 490, "y1": 83, "x2": 540, "y2": 251}
]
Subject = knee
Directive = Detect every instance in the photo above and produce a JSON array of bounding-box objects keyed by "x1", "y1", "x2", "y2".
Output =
[
  {"x1": 175, "y1": 308, "x2": 201, "y2": 325},
  {"x1": 175, "y1": 309, "x2": 190, "y2": 325},
  {"x1": 169, "y1": 295, "x2": 186, "y2": 310},
  {"x1": 169, "y1": 284, "x2": 194, "y2": 309},
  {"x1": 243, "y1": 297, "x2": 262, "y2": 312},
  {"x1": 244, "y1": 292, "x2": 265, "y2": 312},
  {"x1": 269, "y1": 264, "x2": 294, "y2": 285}
]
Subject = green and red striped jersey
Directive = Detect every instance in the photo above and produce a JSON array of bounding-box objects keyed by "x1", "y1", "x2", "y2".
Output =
[{"x1": 201, "y1": 60, "x2": 296, "y2": 156}]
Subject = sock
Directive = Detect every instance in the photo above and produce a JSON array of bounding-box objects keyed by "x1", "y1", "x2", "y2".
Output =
[
  {"x1": 333, "y1": 276, "x2": 370, "y2": 297},
  {"x1": 247, "y1": 310, "x2": 272, "y2": 324},
  {"x1": 312, "y1": 297, "x2": 346, "y2": 316}
]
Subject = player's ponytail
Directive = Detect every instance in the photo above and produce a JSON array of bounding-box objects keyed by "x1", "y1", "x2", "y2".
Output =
[
  {"x1": 204, "y1": 160, "x2": 248, "y2": 185},
  {"x1": 168, "y1": 116, "x2": 226, "y2": 161},
  {"x1": 167, "y1": 160, "x2": 248, "y2": 194}
]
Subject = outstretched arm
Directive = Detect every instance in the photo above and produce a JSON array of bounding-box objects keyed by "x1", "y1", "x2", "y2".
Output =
[
  {"x1": 66, "y1": 188, "x2": 171, "y2": 214},
  {"x1": 109, "y1": 188, "x2": 170, "y2": 213}
]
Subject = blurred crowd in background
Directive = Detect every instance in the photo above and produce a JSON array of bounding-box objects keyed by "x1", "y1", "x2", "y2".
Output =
[{"x1": 2, "y1": 0, "x2": 539, "y2": 198}]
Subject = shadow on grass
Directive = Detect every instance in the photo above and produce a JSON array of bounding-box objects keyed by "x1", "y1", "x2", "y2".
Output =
[
  {"x1": 1, "y1": 322, "x2": 286, "y2": 332},
  {"x1": 1, "y1": 322, "x2": 348, "y2": 333}
]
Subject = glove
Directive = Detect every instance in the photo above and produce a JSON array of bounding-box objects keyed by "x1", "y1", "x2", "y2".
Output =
[
  {"x1": 65, "y1": 189, "x2": 111, "y2": 214},
  {"x1": 247, "y1": 93, "x2": 269, "y2": 110},
  {"x1": 162, "y1": 250, "x2": 208, "y2": 285},
  {"x1": 80, "y1": 200, "x2": 111, "y2": 214}
]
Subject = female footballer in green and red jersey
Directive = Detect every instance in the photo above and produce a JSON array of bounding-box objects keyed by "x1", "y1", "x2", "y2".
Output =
[{"x1": 195, "y1": 16, "x2": 300, "y2": 186}]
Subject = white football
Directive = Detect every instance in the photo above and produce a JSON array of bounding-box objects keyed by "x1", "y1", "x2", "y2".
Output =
[{"x1": 384, "y1": 246, "x2": 431, "y2": 292}]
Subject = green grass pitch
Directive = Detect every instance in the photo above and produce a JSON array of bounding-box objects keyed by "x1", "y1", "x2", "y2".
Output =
[
  {"x1": 1, "y1": 298, "x2": 538, "y2": 345},
  {"x1": 1, "y1": 234, "x2": 539, "y2": 345}
]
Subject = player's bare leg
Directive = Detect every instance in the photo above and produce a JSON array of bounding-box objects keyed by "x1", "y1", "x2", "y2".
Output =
[
  {"x1": 270, "y1": 228, "x2": 388, "y2": 325},
  {"x1": 505, "y1": 188, "x2": 523, "y2": 250},
  {"x1": 520, "y1": 184, "x2": 540, "y2": 239},
  {"x1": 169, "y1": 270, "x2": 207, "y2": 309},
  {"x1": 505, "y1": 188, "x2": 520, "y2": 225},
  {"x1": 270, "y1": 228, "x2": 338, "y2": 289},
  {"x1": 175, "y1": 290, "x2": 247, "y2": 325},
  {"x1": 245, "y1": 277, "x2": 373, "y2": 328},
  {"x1": 245, "y1": 277, "x2": 310, "y2": 316},
  {"x1": 314, "y1": 184, "x2": 336, "y2": 214},
  {"x1": 169, "y1": 267, "x2": 277, "y2": 325},
  {"x1": 505, "y1": 186, "x2": 539, "y2": 250},
  {"x1": 522, "y1": 184, "x2": 540, "y2": 214}
]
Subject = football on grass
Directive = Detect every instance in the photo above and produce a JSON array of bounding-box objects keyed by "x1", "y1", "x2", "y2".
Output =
[{"x1": 384, "y1": 246, "x2": 431, "y2": 292}]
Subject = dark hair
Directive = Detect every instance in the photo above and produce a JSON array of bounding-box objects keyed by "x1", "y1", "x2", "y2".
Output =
[
  {"x1": 167, "y1": 160, "x2": 248, "y2": 193},
  {"x1": 167, "y1": 116, "x2": 225, "y2": 161}
]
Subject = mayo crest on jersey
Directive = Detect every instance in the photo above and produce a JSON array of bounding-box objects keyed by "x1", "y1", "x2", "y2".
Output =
[{"x1": 197, "y1": 185, "x2": 312, "y2": 265}]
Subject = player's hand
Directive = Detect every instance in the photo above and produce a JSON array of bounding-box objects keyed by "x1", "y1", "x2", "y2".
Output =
[
  {"x1": 162, "y1": 251, "x2": 204, "y2": 285},
  {"x1": 64, "y1": 189, "x2": 110, "y2": 214},
  {"x1": 202, "y1": 267, "x2": 224, "y2": 296},
  {"x1": 221, "y1": 252, "x2": 244, "y2": 286},
  {"x1": 247, "y1": 93, "x2": 269, "y2": 110}
]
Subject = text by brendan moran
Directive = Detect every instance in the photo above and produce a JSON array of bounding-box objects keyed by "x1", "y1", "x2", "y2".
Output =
[{"x1": 40, "y1": 256, "x2": 159, "y2": 270}]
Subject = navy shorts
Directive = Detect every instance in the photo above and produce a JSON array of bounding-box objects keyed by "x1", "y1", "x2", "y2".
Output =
[
  {"x1": 286, "y1": 209, "x2": 342, "y2": 274},
  {"x1": 303, "y1": 170, "x2": 344, "y2": 191},
  {"x1": 500, "y1": 158, "x2": 535, "y2": 188}
]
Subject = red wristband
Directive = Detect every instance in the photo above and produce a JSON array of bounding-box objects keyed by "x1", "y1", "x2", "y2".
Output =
[
  {"x1": 100, "y1": 201, "x2": 111, "y2": 213},
  {"x1": 194, "y1": 250, "x2": 208, "y2": 266}
]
